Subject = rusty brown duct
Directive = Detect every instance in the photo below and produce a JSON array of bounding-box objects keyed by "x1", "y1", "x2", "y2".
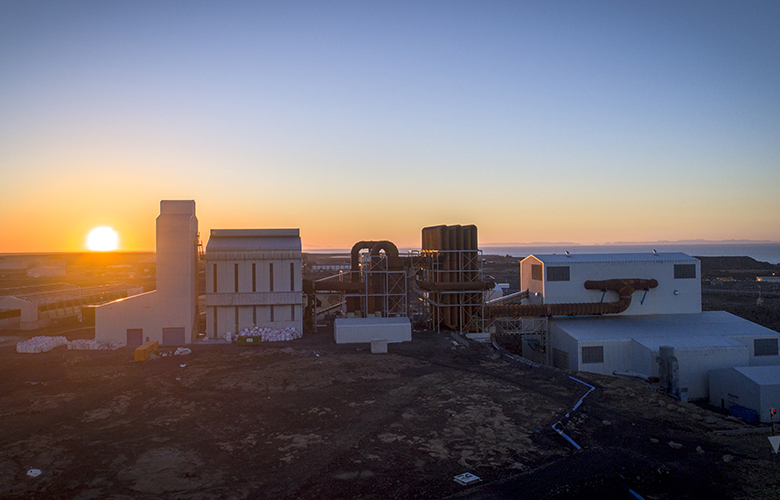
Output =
[
  {"x1": 485, "y1": 278, "x2": 658, "y2": 318},
  {"x1": 345, "y1": 240, "x2": 401, "y2": 314}
]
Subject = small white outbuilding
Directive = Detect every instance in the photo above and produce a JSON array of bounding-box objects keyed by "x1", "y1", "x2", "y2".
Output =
[{"x1": 709, "y1": 365, "x2": 780, "y2": 423}]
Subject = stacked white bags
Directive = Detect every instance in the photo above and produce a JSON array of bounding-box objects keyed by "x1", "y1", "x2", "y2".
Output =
[
  {"x1": 67, "y1": 339, "x2": 125, "y2": 351},
  {"x1": 173, "y1": 347, "x2": 192, "y2": 356},
  {"x1": 237, "y1": 326, "x2": 301, "y2": 342},
  {"x1": 17, "y1": 337, "x2": 125, "y2": 353},
  {"x1": 16, "y1": 336, "x2": 69, "y2": 353}
]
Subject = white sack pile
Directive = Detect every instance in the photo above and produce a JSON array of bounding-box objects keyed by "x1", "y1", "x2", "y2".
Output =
[
  {"x1": 17, "y1": 337, "x2": 124, "y2": 353},
  {"x1": 67, "y1": 339, "x2": 125, "y2": 351},
  {"x1": 237, "y1": 326, "x2": 301, "y2": 342},
  {"x1": 16, "y1": 336, "x2": 69, "y2": 353},
  {"x1": 173, "y1": 347, "x2": 192, "y2": 356}
]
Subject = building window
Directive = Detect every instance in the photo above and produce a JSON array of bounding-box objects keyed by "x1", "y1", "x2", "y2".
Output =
[
  {"x1": 674, "y1": 264, "x2": 696, "y2": 279},
  {"x1": 291, "y1": 305, "x2": 295, "y2": 321},
  {"x1": 290, "y1": 262, "x2": 295, "y2": 291},
  {"x1": 270, "y1": 305, "x2": 274, "y2": 322},
  {"x1": 755, "y1": 338, "x2": 779, "y2": 356},
  {"x1": 253, "y1": 305, "x2": 257, "y2": 325},
  {"x1": 234, "y1": 306, "x2": 239, "y2": 333},
  {"x1": 582, "y1": 346, "x2": 604, "y2": 364},
  {"x1": 269, "y1": 263, "x2": 274, "y2": 292},
  {"x1": 547, "y1": 266, "x2": 570, "y2": 282},
  {"x1": 213, "y1": 264, "x2": 217, "y2": 293},
  {"x1": 234, "y1": 264, "x2": 239, "y2": 292},
  {"x1": 252, "y1": 263, "x2": 256, "y2": 292},
  {"x1": 213, "y1": 308, "x2": 218, "y2": 338},
  {"x1": 531, "y1": 264, "x2": 542, "y2": 281}
]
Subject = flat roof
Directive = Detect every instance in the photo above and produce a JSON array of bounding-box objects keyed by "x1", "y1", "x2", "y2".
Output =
[
  {"x1": 523, "y1": 252, "x2": 697, "y2": 264},
  {"x1": 733, "y1": 365, "x2": 780, "y2": 386},
  {"x1": 553, "y1": 311, "x2": 780, "y2": 343},
  {"x1": 210, "y1": 229, "x2": 299, "y2": 238}
]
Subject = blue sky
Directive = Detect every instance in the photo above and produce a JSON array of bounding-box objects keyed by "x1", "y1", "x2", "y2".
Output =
[{"x1": 1, "y1": 1, "x2": 778, "y2": 251}]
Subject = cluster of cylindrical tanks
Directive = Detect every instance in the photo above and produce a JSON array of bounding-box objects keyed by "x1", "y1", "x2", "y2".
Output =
[{"x1": 420, "y1": 225, "x2": 492, "y2": 331}]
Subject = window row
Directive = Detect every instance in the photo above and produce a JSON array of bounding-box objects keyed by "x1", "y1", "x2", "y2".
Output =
[
  {"x1": 213, "y1": 305, "x2": 297, "y2": 334},
  {"x1": 212, "y1": 262, "x2": 297, "y2": 293},
  {"x1": 530, "y1": 264, "x2": 570, "y2": 282}
]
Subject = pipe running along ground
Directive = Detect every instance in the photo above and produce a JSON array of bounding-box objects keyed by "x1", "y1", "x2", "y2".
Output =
[{"x1": 485, "y1": 278, "x2": 658, "y2": 318}]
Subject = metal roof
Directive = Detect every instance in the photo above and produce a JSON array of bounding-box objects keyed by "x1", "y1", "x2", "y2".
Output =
[
  {"x1": 732, "y1": 365, "x2": 780, "y2": 386},
  {"x1": 206, "y1": 229, "x2": 301, "y2": 253},
  {"x1": 553, "y1": 311, "x2": 780, "y2": 343},
  {"x1": 522, "y1": 252, "x2": 698, "y2": 264}
]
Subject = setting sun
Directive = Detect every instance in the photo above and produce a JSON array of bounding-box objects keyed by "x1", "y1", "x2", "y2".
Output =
[{"x1": 87, "y1": 227, "x2": 119, "y2": 251}]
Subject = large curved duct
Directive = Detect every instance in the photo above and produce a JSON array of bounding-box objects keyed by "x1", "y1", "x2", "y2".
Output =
[
  {"x1": 486, "y1": 278, "x2": 658, "y2": 318},
  {"x1": 347, "y1": 240, "x2": 402, "y2": 314},
  {"x1": 370, "y1": 241, "x2": 399, "y2": 259},
  {"x1": 349, "y1": 241, "x2": 399, "y2": 276}
]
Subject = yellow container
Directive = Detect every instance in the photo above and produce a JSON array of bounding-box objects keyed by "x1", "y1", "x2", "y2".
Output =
[{"x1": 134, "y1": 340, "x2": 158, "y2": 361}]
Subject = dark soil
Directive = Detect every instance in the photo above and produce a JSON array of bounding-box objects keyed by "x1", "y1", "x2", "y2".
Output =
[{"x1": 2, "y1": 326, "x2": 778, "y2": 500}]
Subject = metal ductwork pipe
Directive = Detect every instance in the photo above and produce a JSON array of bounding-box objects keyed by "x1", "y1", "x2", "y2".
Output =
[{"x1": 486, "y1": 278, "x2": 658, "y2": 318}]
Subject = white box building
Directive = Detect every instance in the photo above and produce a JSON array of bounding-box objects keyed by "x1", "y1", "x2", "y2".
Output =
[
  {"x1": 548, "y1": 312, "x2": 780, "y2": 400},
  {"x1": 96, "y1": 200, "x2": 199, "y2": 346},
  {"x1": 709, "y1": 366, "x2": 780, "y2": 423},
  {"x1": 520, "y1": 252, "x2": 701, "y2": 315},
  {"x1": 205, "y1": 229, "x2": 302, "y2": 338},
  {"x1": 516, "y1": 252, "x2": 780, "y2": 401}
]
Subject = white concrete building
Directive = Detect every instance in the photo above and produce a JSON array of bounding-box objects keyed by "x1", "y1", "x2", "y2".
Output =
[
  {"x1": 709, "y1": 366, "x2": 780, "y2": 423},
  {"x1": 520, "y1": 253, "x2": 701, "y2": 315},
  {"x1": 548, "y1": 312, "x2": 780, "y2": 400},
  {"x1": 512, "y1": 252, "x2": 780, "y2": 401},
  {"x1": 95, "y1": 200, "x2": 199, "y2": 346},
  {"x1": 205, "y1": 229, "x2": 302, "y2": 338}
]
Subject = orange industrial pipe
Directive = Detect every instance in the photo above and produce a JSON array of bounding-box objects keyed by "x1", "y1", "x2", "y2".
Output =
[{"x1": 485, "y1": 278, "x2": 658, "y2": 318}]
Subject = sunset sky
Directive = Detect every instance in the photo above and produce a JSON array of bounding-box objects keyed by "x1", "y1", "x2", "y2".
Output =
[{"x1": 2, "y1": 1, "x2": 778, "y2": 252}]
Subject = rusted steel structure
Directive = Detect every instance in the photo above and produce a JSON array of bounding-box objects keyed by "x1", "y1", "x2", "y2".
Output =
[
  {"x1": 302, "y1": 226, "x2": 660, "y2": 335},
  {"x1": 419, "y1": 225, "x2": 492, "y2": 332}
]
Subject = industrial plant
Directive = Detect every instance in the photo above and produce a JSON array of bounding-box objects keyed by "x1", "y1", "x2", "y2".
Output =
[
  {"x1": 3, "y1": 199, "x2": 780, "y2": 500},
  {"x1": 88, "y1": 200, "x2": 780, "y2": 419}
]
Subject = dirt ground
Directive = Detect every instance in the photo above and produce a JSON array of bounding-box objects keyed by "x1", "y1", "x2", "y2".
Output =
[{"x1": 1, "y1": 328, "x2": 779, "y2": 500}]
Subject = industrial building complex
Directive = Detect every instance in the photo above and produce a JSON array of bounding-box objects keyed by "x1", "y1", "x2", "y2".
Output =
[{"x1": 84, "y1": 200, "x2": 780, "y2": 421}]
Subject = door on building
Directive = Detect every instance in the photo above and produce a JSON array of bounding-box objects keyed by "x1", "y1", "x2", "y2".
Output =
[
  {"x1": 126, "y1": 329, "x2": 143, "y2": 347},
  {"x1": 162, "y1": 327, "x2": 186, "y2": 346}
]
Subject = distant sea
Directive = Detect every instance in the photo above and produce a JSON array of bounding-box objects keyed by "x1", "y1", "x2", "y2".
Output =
[{"x1": 480, "y1": 243, "x2": 780, "y2": 265}]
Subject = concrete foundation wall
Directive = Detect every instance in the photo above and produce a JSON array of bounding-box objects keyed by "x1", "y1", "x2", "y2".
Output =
[{"x1": 334, "y1": 317, "x2": 411, "y2": 344}]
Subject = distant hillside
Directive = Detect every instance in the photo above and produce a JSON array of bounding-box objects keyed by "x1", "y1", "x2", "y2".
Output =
[{"x1": 696, "y1": 256, "x2": 779, "y2": 279}]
